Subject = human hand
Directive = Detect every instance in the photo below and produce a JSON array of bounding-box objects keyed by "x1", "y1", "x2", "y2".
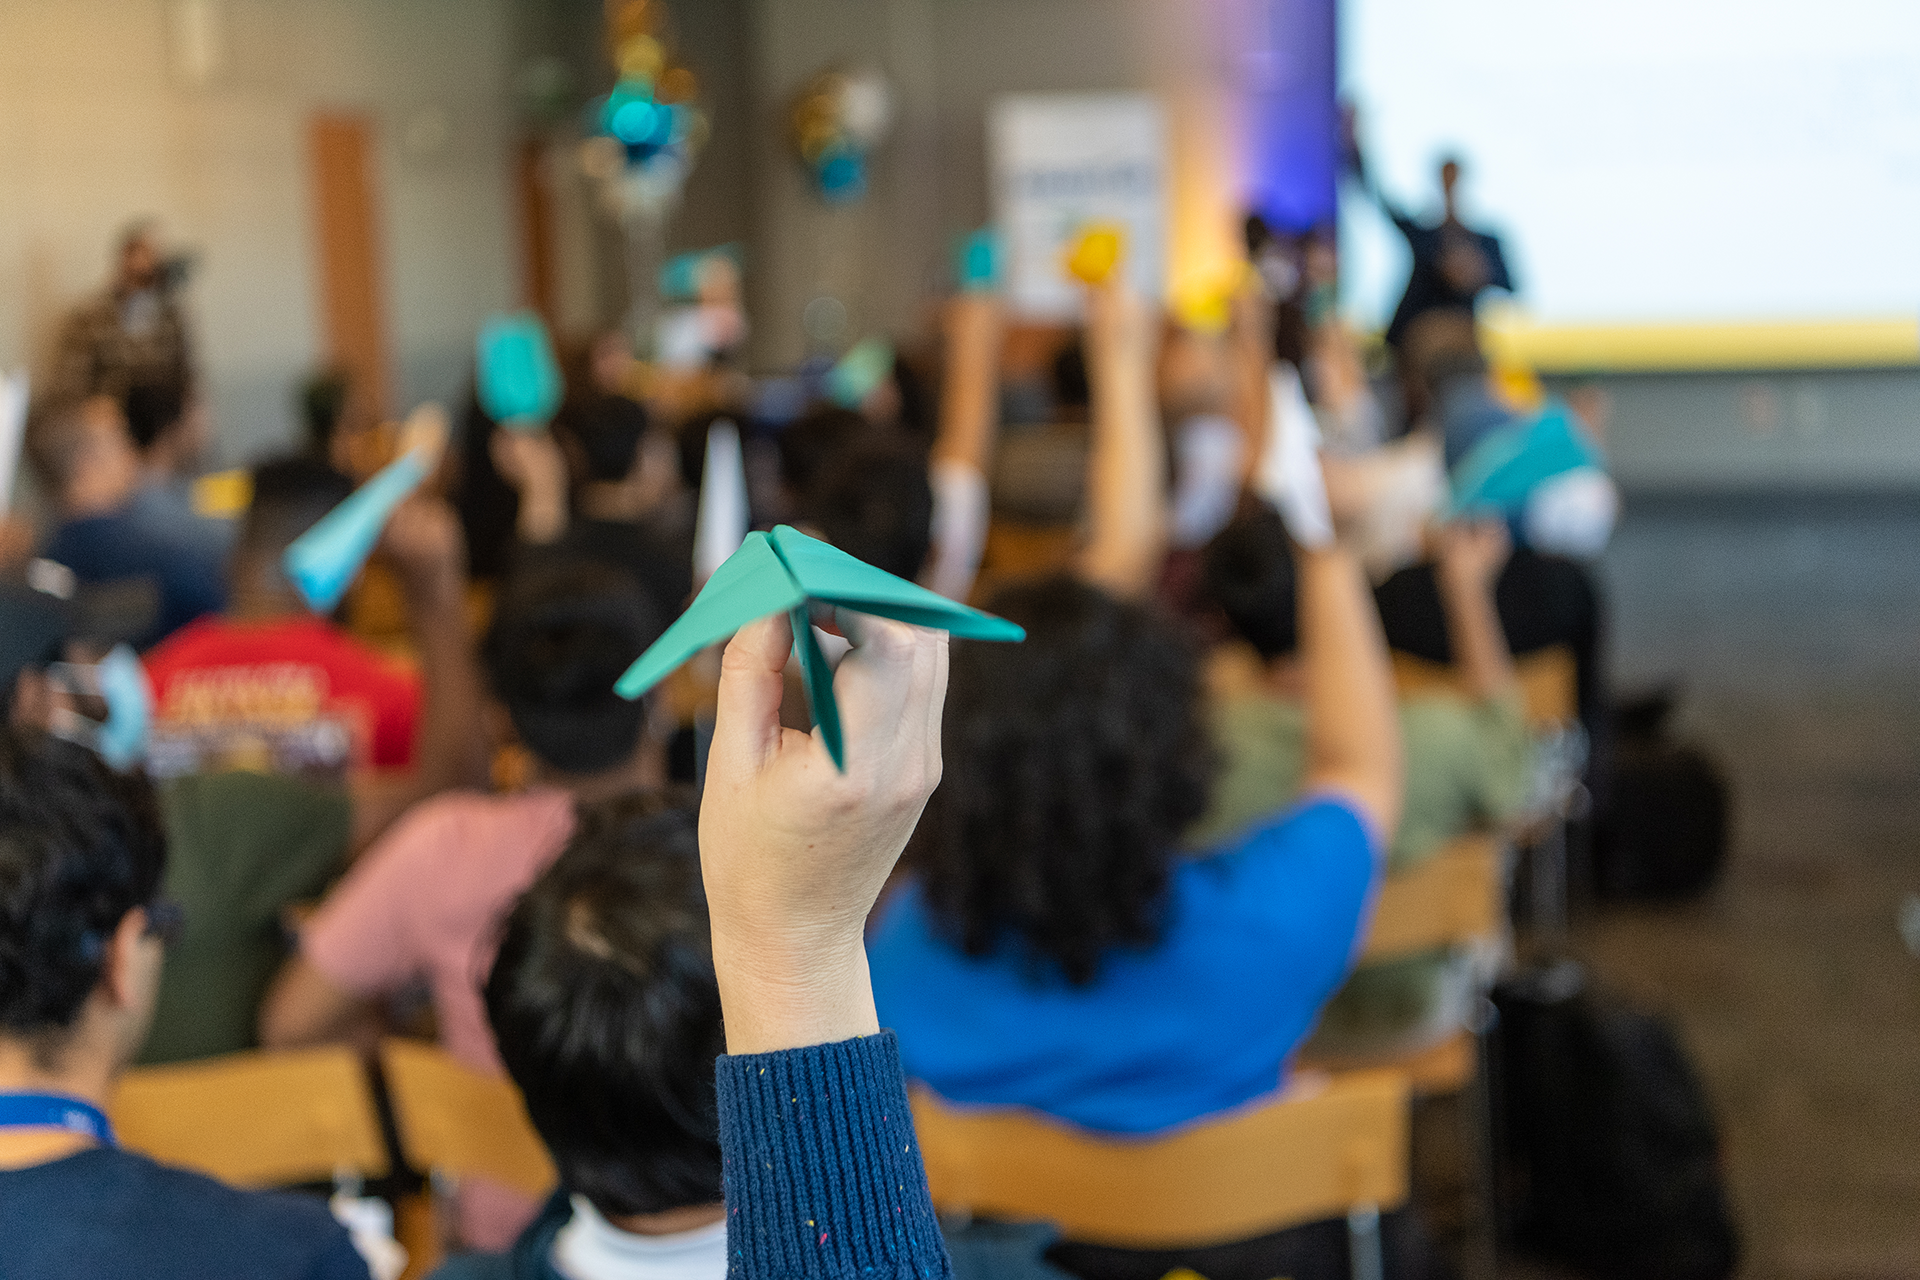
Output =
[
  {"x1": 395, "y1": 403, "x2": 450, "y2": 473},
  {"x1": 0, "y1": 515, "x2": 32, "y2": 571},
  {"x1": 943, "y1": 292, "x2": 1003, "y2": 352},
  {"x1": 489, "y1": 428, "x2": 569, "y2": 543},
  {"x1": 1434, "y1": 517, "x2": 1511, "y2": 593},
  {"x1": 699, "y1": 608, "x2": 947, "y2": 1053},
  {"x1": 379, "y1": 495, "x2": 465, "y2": 594},
  {"x1": 1084, "y1": 277, "x2": 1155, "y2": 364}
]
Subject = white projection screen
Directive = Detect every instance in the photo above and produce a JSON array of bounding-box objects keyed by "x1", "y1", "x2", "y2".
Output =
[{"x1": 1338, "y1": 0, "x2": 1920, "y2": 369}]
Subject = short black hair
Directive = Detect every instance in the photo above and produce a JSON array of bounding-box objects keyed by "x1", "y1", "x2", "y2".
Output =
[
  {"x1": 798, "y1": 433, "x2": 934, "y2": 581},
  {"x1": 300, "y1": 368, "x2": 352, "y2": 458},
  {"x1": 1050, "y1": 340, "x2": 1091, "y2": 414},
  {"x1": 121, "y1": 379, "x2": 187, "y2": 453},
  {"x1": 559, "y1": 394, "x2": 650, "y2": 484},
  {"x1": 774, "y1": 405, "x2": 869, "y2": 497},
  {"x1": 0, "y1": 728, "x2": 167, "y2": 1057},
  {"x1": 485, "y1": 790, "x2": 721, "y2": 1219},
  {"x1": 1201, "y1": 500, "x2": 1299, "y2": 659},
  {"x1": 243, "y1": 455, "x2": 356, "y2": 556},
  {"x1": 909, "y1": 576, "x2": 1215, "y2": 985},
  {"x1": 483, "y1": 563, "x2": 662, "y2": 775}
]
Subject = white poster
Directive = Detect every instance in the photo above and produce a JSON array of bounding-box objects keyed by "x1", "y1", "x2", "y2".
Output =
[{"x1": 989, "y1": 94, "x2": 1166, "y2": 319}]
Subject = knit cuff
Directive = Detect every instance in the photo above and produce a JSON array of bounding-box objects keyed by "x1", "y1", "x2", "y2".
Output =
[{"x1": 716, "y1": 1031, "x2": 952, "y2": 1280}]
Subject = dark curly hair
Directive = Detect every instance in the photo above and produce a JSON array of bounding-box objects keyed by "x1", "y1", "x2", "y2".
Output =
[
  {"x1": 1201, "y1": 498, "x2": 1299, "y2": 660},
  {"x1": 909, "y1": 576, "x2": 1216, "y2": 985},
  {"x1": 485, "y1": 789, "x2": 722, "y2": 1219},
  {"x1": 0, "y1": 728, "x2": 167, "y2": 1056}
]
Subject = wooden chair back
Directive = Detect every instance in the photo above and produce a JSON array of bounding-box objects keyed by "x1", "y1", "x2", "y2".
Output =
[
  {"x1": 112, "y1": 1046, "x2": 387, "y2": 1188},
  {"x1": 378, "y1": 1038, "x2": 556, "y2": 1199},
  {"x1": 1359, "y1": 833, "x2": 1504, "y2": 964},
  {"x1": 1392, "y1": 645, "x2": 1578, "y2": 730},
  {"x1": 911, "y1": 1069, "x2": 1410, "y2": 1249}
]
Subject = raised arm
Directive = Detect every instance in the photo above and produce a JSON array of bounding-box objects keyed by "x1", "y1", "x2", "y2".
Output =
[
  {"x1": 344, "y1": 496, "x2": 489, "y2": 854},
  {"x1": 925, "y1": 294, "x2": 1002, "y2": 600},
  {"x1": 1227, "y1": 282, "x2": 1273, "y2": 487},
  {"x1": 1076, "y1": 280, "x2": 1167, "y2": 598},
  {"x1": 490, "y1": 427, "x2": 570, "y2": 546},
  {"x1": 701, "y1": 608, "x2": 953, "y2": 1280},
  {"x1": 1297, "y1": 541, "x2": 1403, "y2": 839},
  {"x1": 1433, "y1": 519, "x2": 1516, "y2": 703}
]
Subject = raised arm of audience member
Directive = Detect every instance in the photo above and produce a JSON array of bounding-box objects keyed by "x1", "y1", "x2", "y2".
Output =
[
  {"x1": 1297, "y1": 538, "x2": 1404, "y2": 840},
  {"x1": 700, "y1": 608, "x2": 955, "y2": 1279},
  {"x1": 1434, "y1": 518, "x2": 1516, "y2": 703},
  {"x1": 343, "y1": 497, "x2": 489, "y2": 854},
  {"x1": 924, "y1": 293, "x2": 1002, "y2": 600},
  {"x1": 1227, "y1": 280, "x2": 1274, "y2": 484},
  {"x1": 489, "y1": 428, "x2": 569, "y2": 546},
  {"x1": 1076, "y1": 279, "x2": 1167, "y2": 598}
]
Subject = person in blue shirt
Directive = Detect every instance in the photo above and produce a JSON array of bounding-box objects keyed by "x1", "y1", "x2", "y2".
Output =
[
  {"x1": 27, "y1": 392, "x2": 227, "y2": 649},
  {"x1": 0, "y1": 727, "x2": 370, "y2": 1280},
  {"x1": 868, "y1": 533, "x2": 1403, "y2": 1136}
]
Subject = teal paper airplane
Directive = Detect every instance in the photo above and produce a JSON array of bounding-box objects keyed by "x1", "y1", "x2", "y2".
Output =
[{"x1": 615, "y1": 524, "x2": 1024, "y2": 769}]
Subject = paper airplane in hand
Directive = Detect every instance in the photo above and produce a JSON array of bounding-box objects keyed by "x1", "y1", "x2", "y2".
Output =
[
  {"x1": 615, "y1": 524, "x2": 1024, "y2": 769},
  {"x1": 283, "y1": 405, "x2": 447, "y2": 613},
  {"x1": 476, "y1": 312, "x2": 563, "y2": 430}
]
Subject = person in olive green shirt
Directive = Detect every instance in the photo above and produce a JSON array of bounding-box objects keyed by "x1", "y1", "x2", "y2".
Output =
[
  {"x1": 138, "y1": 490, "x2": 490, "y2": 1064},
  {"x1": 1194, "y1": 502, "x2": 1530, "y2": 1059}
]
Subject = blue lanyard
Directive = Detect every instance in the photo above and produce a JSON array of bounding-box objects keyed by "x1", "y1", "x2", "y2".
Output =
[{"x1": 0, "y1": 1092, "x2": 116, "y2": 1146}]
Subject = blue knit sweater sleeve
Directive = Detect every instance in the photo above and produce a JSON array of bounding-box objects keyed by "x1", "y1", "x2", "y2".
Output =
[{"x1": 715, "y1": 1031, "x2": 954, "y2": 1280}]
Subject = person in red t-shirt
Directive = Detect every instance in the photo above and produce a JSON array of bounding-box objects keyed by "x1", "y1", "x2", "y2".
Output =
[{"x1": 142, "y1": 455, "x2": 490, "y2": 853}]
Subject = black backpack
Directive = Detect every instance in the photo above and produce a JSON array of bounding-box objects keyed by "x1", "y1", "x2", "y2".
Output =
[
  {"x1": 1595, "y1": 691, "x2": 1730, "y2": 899},
  {"x1": 1493, "y1": 962, "x2": 1739, "y2": 1280}
]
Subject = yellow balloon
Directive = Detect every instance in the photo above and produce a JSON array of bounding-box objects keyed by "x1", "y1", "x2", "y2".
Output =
[
  {"x1": 618, "y1": 34, "x2": 664, "y2": 82},
  {"x1": 1064, "y1": 222, "x2": 1127, "y2": 285}
]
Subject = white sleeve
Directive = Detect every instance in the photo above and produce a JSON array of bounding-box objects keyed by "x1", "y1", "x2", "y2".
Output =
[
  {"x1": 1168, "y1": 413, "x2": 1246, "y2": 549},
  {"x1": 924, "y1": 458, "x2": 991, "y2": 601},
  {"x1": 1252, "y1": 363, "x2": 1334, "y2": 548}
]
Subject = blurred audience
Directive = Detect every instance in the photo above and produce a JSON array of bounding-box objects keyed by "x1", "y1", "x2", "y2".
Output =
[
  {"x1": 0, "y1": 728, "x2": 372, "y2": 1280},
  {"x1": 1197, "y1": 503, "x2": 1530, "y2": 1059},
  {"x1": 260, "y1": 561, "x2": 665, "y2": 1250},
  {"x1": 28, "y1": 393, "x2": 227, "y2": 648}
]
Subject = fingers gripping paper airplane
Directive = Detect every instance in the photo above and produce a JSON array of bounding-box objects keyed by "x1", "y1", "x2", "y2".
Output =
[{"x1": 615, "y1": 524, "x2": 1024, "y2": 769}]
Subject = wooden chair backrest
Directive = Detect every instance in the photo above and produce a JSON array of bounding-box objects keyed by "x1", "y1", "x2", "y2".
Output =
[
  {"x1": 378, "y1": 1039, "x2": 556, "y2": 1199},
  {"x1": 912, "y1": 1069, "x2": 1410, "y2": 1249},
  {"x1": 113, "y1": 1046, "x2": 387, "y2": 1188},
  {"x1": 1391, "y1": 645, "x2": 1578, "y2": 730},
  {"x1": 1360, "y1": 833, "x2": 1503, "y2": 964}
]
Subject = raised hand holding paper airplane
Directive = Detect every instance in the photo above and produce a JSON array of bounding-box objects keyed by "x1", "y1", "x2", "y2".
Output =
[
  {"x1": 955, "y1": 227, "x2": 1001, "y2": 292},
  {"x1": 1446, "y1": 402, "x2": 1602, "y2": 519},
  {"x1": 616, "y1": 524, "x2": 1023, "y2": 770},
  {"x1": 476, "y1": 312, "x2": 563, "y2": 431},
  {"x1": 282, "y1": 404, "x2": 448, "y2": 613},
  {"x1": 0, "y1": 370, "x2": 27, "y2": 517}
]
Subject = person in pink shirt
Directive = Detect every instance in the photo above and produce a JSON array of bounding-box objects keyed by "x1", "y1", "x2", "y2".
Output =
[{"x1": 259, "y1": 561, "x2": 669, "y2": 1250}]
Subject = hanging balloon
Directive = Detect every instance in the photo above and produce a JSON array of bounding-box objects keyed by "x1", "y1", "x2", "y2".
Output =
[{"x1": 787, "y1": 67, "x2": 893, "y2": 205}]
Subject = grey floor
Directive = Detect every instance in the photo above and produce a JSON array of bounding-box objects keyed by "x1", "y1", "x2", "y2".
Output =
[{"x1": 1566, "y1": 494, "x2": 1920, "y2": 1279}]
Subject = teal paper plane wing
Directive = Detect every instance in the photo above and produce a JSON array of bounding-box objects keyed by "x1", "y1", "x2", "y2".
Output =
[
  {"x1": 283, "y1": 448, "x2": 430, "y2": 613},
  {"x1": 476, "y1": 311, "x2": 563, "y2": 430},
  {"x1": 1447, "y1": 402, "x2": 1603, "y2": 520},
  {"x1": 614, "y1": 524, "x2": 1024, "y2": 769},
  {"x1": 825, "y1": 337, "x2": 894, "y2": 409},
  {"x1": 954, "y1": 227, "x2": 1001, "y2": 291}
]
